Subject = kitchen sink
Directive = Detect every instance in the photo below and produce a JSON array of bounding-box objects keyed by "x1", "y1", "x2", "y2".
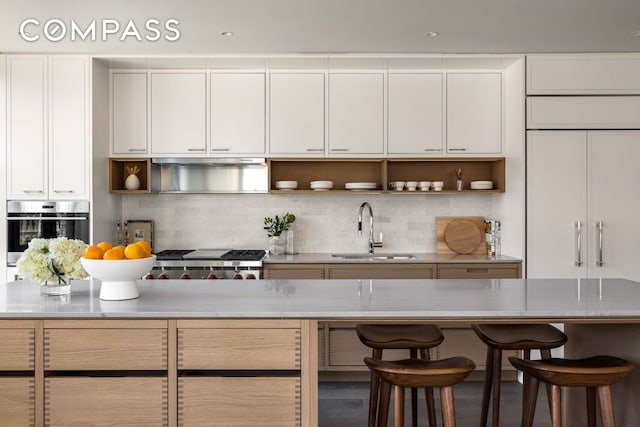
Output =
[{"x1": 331, "y1": 253, "x2": 416, "y2": 260}]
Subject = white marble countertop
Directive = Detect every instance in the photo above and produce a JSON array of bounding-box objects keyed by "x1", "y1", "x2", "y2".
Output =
[
  {"x1": 264, "y1": 253, "x2": 522, "y2": 264},
  {"x1": 1, "y1": 278, "x2": 638, "y2": 321}
]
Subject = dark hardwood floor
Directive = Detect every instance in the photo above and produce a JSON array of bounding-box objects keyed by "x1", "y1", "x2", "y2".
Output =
[{"x1": 319, "y1": 380, "x2": 551, "y2": 426}]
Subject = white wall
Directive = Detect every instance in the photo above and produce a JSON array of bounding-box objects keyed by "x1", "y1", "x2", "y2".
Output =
[
  {"x1": 91, "y1": 59, "x2": 122, "y2": 244},
  {"x1": 122, "y1": 193, "x2": 497, "y2": 253},
  {"x1": 0, "y1": 55, "x2": 6, "y2": 281}
]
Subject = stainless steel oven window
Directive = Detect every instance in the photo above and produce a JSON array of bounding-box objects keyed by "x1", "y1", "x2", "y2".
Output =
[{"x1": 7, "y1": 201, "x2": 90, "y2": 265}]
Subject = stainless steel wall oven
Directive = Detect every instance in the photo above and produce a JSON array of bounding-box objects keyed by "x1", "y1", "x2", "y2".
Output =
[{"x1": 7, "y1": 201, "x2": 90, "y2": 266}]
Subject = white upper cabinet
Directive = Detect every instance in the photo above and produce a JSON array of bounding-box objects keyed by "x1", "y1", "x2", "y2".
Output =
[
  {"x1": 446, "y1": 72, "x2": 502, "y2": 155},
  {"x1": 527, "y1": 54, "x2": 640, "y2": 95},
  {"x1": 111, "y1": 72, "x2": 148, "y2": 156},
  {"x1": 328, "y1": 72, "x2": 385, "y2": 155},
  {"x1": 151, "y1": 72, "x2": 207, "y2": 155},
  {"x1": 269, "y1": 72, "x2": 325, "y2": 156},
  {"x1": 210, "y1": 73, "x2": 265, "y2": 155},
  {"x1": 387, "y1": 73, "x2": 443, "y2": 156},
  {"x1": 7, "y1": 55, "x2": 89, "y2": 200},
  {"x1": 48, "y1": 57, "x2": 89, "y2": 200},
  {"x1": 7, "y1": 56, "x2": 46, "y2": 198}
]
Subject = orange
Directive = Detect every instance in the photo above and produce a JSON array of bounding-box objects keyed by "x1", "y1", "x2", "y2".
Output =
[
  {"x1": 97, "y1": 241, "x2": 113, "y2": 252},
  {"x1": 124, "y1": 243, "x2": 146, "y2": 259},
  {"x1": 84, "y1": 245, "x2": 104, "y2": 259},
  {"x1": 103, "y1": 246, "x2": 125, "y2": 260},
  {"x1": 135, "y1": 240, "x2": 152, "y2": 257}
]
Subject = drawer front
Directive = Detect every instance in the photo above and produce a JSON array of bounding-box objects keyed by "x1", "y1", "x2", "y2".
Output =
[
  {"x1": 328, "y1": 265, "x2": 435, "y2": 279},
  {"x1": 179, "y1": 376, "x2": 300, "y2": 426},
  {"x1": 44, "y1": 329, "x2": 167, "y2": 370},
  {"x1": 328, "y1": 328, "x2": 417, "y2": 369},
  {"x1": 0, "y1": 329, "x2": 34, "y2": 370},
  {"x1": 45, "y1": 377, "x2": 168, "y2": 426},
  {"x1": 0, "y1": 377, "x2": 35, "y2": 426},
  {"x1": 264, "y1": 264, "x2": 326, "y2": 279},
  {"x1": 436, "y1": 264, "x2": 520, "y2": 279},
  {"x1": 178, "y1": 328, "x2": 301, "y2": 370}
]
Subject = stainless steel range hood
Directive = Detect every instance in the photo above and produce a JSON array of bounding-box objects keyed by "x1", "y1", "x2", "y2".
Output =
[{"x1": 151, "y1": 158, "x2": 268, "y2": 193}]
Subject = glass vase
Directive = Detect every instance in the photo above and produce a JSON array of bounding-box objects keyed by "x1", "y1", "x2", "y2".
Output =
[{"x1": 40, "y1": 280, "x2": 71, "y2": 296}]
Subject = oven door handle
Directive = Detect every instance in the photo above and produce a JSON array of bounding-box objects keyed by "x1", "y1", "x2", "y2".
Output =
[{"x1": 7, "y1": 216, "x2": 88, "y2": 221}]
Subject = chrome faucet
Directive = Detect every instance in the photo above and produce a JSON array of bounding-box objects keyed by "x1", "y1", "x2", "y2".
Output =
[{"x1": 358, "y1": 202, "x2": 383, "y2": 254}]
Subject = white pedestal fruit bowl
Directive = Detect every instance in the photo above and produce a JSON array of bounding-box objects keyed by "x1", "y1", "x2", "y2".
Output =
[{"x1": 81, "y1": 255, "x2": 156, "y2": 300}]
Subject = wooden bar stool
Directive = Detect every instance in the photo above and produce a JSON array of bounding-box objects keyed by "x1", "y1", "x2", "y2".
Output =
[
  {"x1": 364, "y1": 356, "x2": 475, "y2": 427},
  {"x1": 471, "y1": 324, "x2": 568, "y2": 427},
  {"x1": 509, "y1": 355, "x2": 634, "y2": 427},
  {"x1": 357, "y1": 324, "x2": 444, "y2": 427}
]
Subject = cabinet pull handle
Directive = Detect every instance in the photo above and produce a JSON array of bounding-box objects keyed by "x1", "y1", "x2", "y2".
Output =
[
  {"x1": 596, "y1": 221, "x2": 604, "y2": 267},
  {"x1": 575, "y1": 221, "x2": 582, "y2": 267},
  {"x1": 423, "y1": 148, "x2": 442, "y2": 152},
  {"x1": 187, "y1": 148, "x2": 206, "y2": 152},
  {"x1": 127, "y1": 148, "x2": 147, "y2": 152},
  {"x1": 211, "y1": 148, "x2": 230, "y2": 151},
  {"x1": 305, "y1": 148, "x2": 324, "y2": 152},
  {"x1": 467, "y1": 268, "x2": 488, "y2": 273},
  {"x1": 448, "y1": 148, "x2": 467, "y2": 151},
  {"x1": 331, "y1": 148, "x2": 350, "y2": 152},
  {"x1": 23, "y1": 190, "x2": 43, "y2": 194},
  {"x1": 53, "y1": 190, "x2": 74, "y2": 194}
]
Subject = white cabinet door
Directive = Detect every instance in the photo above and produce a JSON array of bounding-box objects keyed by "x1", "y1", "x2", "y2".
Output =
[
  {"x1": 447, "y1": 73, "x2": 502, "y2": 155},
  {"x1": 588, "y1": 131, "x2": 640, "y2": 281},
  {"x1": 388, "y1": 73, "x2": 443, "y2": 155},
  {"x1": 7, "y1": 56, "x2": 47, "y2": 199},
  {"x1": 111, "y1": 72, "x2": 148, "y2": 156},
  {"x1": 527, "y1": 131, "x2": 587, "y2": 278},
  {"x1": 151, "y1": 72, "x2": 206, "y2": 155},
  {"x1": 328, "y1": 73, "x2": 384, "y2": 155},
  {"x1": 269, "y1": 73, "x2": 325, "y2": 156},
  {"x1": 49, "y1": 56, "x2": 89, "y2": 200},
  {"x1": 211, "y1": 73, "x2": 265, "y2": 155}
]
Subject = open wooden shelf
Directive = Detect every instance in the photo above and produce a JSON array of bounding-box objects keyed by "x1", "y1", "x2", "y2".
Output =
[
  {"x1": 109, "y1": 158, "x2": 151, "y2": 194},
  {"x1": 269, "y1": 157, "x2": 505, "y2": 194}
]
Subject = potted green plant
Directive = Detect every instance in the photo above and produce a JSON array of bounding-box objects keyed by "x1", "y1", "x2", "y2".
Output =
[{"x1": 264, "y1": 212, "x2": 295, "y2": 255}]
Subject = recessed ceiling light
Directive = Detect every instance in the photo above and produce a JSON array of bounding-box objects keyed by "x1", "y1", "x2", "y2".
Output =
[
  {"x1": 425, "y1": 32, "x2": 439, "y2": 37},
  {"x1": 220, "y1": 31, "x2": 234, "y2": 37},
  {"x1": 630, "y1": 30, "x2": 640, "y2": 37}
]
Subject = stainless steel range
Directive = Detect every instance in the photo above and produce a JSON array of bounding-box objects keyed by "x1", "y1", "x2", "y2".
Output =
[{"x1": 149, "y1": 249, "x2": 266, "y2": 280}]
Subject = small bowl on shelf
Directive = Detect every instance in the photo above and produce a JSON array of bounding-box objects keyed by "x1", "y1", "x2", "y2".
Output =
[
  {"x1": 81, "y1": 255, "x2": 156, "y2": 300},
  {"x1": 470, "y1": 180, "x2": 494, "y2": 190},
  {"x1": 310, "y1": 180, "x2": 334, "y2": 191},
  {"x1": 275, "y1": 180, "x2": 298, "y2": 190}
]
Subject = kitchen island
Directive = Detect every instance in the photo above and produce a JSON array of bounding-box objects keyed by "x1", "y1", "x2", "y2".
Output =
[{"x1": 1, "y1": 277, "x2": 639, "y2": 426}]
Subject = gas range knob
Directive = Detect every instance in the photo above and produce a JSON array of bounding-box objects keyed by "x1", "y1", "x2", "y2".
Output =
[
  {"x1": 233, "y1": 273, "x2": 243, "y2": 280},
  {"x1": 206, "y1": 272, "x2": 218, "y2": 280},
  {"x1": 157, "y1": 273, "x2": 169, "y2": 280},
  {"x1": 180, "y1": 273, "x2": 191, "y2": 280},
  {"x1": 143, "y1": 273, "x2": 154, "y2": 280},
  {"x1": 245, "y1": 274, "x2": 256, "y2": 280}
]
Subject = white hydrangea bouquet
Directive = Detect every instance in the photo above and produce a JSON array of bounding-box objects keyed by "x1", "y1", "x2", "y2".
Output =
[{"x1": 17, "y1": 237, "x2": 88, "y2": 294}]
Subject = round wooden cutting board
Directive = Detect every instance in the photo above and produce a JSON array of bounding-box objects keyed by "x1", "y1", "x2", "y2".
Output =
[{"x1": 443, "y1": 219, "x2": 484, "y2": 254}]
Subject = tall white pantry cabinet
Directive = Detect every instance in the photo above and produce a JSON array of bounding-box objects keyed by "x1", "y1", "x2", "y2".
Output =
[{"x1": 527, "y1": 130, "x2": 640, "y2": 281}]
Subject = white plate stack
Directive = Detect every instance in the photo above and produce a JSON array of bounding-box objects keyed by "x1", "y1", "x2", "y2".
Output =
[
  {"x1": 345, "y1": 182, "x2": 377, "y2": 190},
  {"x1": 275, "y1": 180, "x2": 298, "y2": 190},
  {"x1": 310, "y1": 180, "x2": 334, "y2": 191},
  {"x1": 470, "y1": 180, "x2": 493, "y2": 190}
]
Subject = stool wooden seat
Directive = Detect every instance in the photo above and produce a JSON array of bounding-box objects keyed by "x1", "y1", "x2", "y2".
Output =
[
  {"x1": 509, "y1": 355, "x2": 634, "y2": 427},
  {"x1": 365, "y1": 357, "x2": 475, "y2": 427},
  {"x1": 471, "y1": 324, "x2": 568, "y2": 427},
  {"x1": 357, "y1": 324, "x2": 444, "y2": 427}
]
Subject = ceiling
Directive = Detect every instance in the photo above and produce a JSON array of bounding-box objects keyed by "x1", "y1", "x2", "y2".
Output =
[{"x1": 1, "y1": 0, "x2": 639, "y2": 55}]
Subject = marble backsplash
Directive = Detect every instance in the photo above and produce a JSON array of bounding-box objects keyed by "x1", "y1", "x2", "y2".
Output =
[{"x1": 121, "y1": 193, "x2": 497, "y2": 254}]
